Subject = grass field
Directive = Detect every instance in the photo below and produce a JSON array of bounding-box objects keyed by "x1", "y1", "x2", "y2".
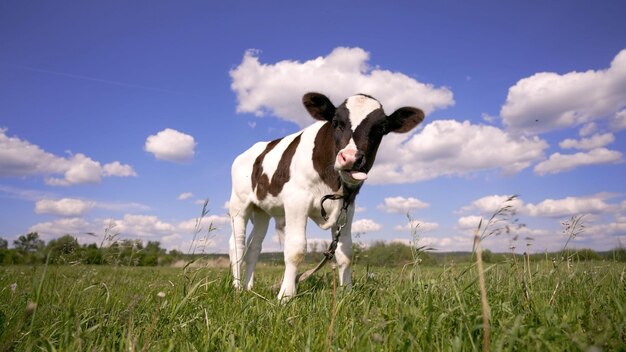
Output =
[{"x1": 1, "y1": 259, "x2": 625, "y2": 351}]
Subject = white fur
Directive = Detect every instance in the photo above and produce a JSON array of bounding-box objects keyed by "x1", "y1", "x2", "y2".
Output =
[
  {"x1": 229, "y1": 121, "x2": 353, "y2": 301},
  {"x1": 345, "y1": 95, "x2": 382, "y2": 126}
]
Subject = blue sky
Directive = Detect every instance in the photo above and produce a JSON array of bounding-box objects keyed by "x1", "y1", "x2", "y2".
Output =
[{"x1": 1, "y1": 1, "x2": 625, "y2": 254}]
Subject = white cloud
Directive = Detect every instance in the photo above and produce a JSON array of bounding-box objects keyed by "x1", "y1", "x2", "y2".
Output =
[
  {"x1": 29, "y1": 217, "x2": 94, "y2": 241},
  {"x1": 94, "y1": 201, "x2": 150, "y2": 212},
  {"x1": 461, "y1": 195, "x2": 525, "y2": 215},
  {"x1": 0, "y1": 128, "x2": 65, "y2": 177},
  {"x1": 35, "y1": 198, "x2": 95, "y2": 217},
  {"x1": 144, "y1": 128, "x2": 196, "y2": 163},
  {"x1": 393, "y1": 219, "x2": 439, "y2": 232},
  {"x1": 177, "y1": 214, "x2": 231, "y2": 233},
  {"x1": 458, "y1": 215, "x2": 483, "y2": 229},
  {"x1": 393, "y1": 235, "x2": 474, "y2": 252},
  {"x1": 113, "y1": 214, "x2": 177, "y2": 237},
  {"x1": 610, "y1": 109, "x2": 626, "y2": 131},
  {"x1": 525, "y1": 194, "x2": 614, "y2": 218},
  {"x1": 103, "y1": 161, "x2": 138, "y2": 177},
  {"x1": 377, "y1": 196, "x2": 429, "y2": 214},
  {"x1": 45, "y1": 153, "x2": 104, "y2": 186},
  {"x1": 501, "y1": 49, "x2": 626, "y2": 134},
  {"x1": 27, "y1": 211, "x2": 232, "y2": 251},
  {"x1": 229, "y1": 47, "x2": 454, "y2": 127},
  {"x1": 579, "y1": 122, "x2": 598, "y2": 137},
  {"x1": 586, "y1": 220, "x2": 626, "y2": 238},
  {"x1": 534, "y1": 148, "x2": 622, "y2": 175},
  {"x1": 352, "y1": 219, "x2": 382, "y2": 234},
  {"x1": 369, "y1": 120, "x2": 548, "y2": 184},
  {"x1": 177, "y1": 192, "x2": 193, "y2": 200},
  {"x1": 0, "y1": 128, "x2": 136, "y2": 185},
  {"x1": 559, "y1": 133, "x2": 615, "y2": 150}
]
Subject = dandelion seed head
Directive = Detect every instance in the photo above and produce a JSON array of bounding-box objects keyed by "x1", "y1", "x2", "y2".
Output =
[{"x1": 25, "y1": 301, "x2": 37, "y2": 315}]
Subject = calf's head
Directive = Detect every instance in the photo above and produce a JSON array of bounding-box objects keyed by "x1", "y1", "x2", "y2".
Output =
[{"x1": 303, "y1": 92, "x2": 424, "y2": 187}]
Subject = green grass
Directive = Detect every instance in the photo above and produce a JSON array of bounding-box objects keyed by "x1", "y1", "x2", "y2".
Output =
[{"x1": 0, "y1": 261, "x2": 624, "y2": 351}]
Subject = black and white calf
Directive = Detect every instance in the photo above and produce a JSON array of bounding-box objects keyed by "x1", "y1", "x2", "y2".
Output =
[{"x1": 229, "y1": 92, "x2": 424, "y2": 300}]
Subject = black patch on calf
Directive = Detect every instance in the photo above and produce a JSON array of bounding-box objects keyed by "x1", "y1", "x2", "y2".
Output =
[
  {"x1": 251, "y1": 138, "x2": 282, "y2": 199},
  {"x1": 268, "y1": 133, "x2": 302, "y2": 197},
  {"x1": 352, "y1": 108, "x2": 386, "y2": 172},
  {"x1": 313, "y1": 123, "x2": 341, "y2": 191},
  {"x1": 331, "y1": 105, "x2": 353, "y2": 151},
  {"x1": 251, "y1": 134, "x2": 303, "y2": 200}
]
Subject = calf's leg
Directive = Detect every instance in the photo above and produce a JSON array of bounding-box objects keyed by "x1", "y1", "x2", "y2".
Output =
[
  {"x1": 278, "y1": 202, "x2": 308, "y2": 301},
  {"x1": 334, "y1": 205, "x2": 354, "y2": 287},
  {"x1": 229, "y1": 204, "x2": 251, "y2": 289},
  {"x1": 243, "y1": 209, "x2": 270, "y2": 290}
]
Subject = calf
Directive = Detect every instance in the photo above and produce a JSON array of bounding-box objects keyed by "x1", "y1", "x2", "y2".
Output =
[{"x1": 229, "y1": 92, "x2": 424, "y2": 300}]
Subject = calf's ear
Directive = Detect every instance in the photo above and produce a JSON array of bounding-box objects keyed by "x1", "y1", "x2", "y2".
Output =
[
  {"x1": 303, "y1": 93, "x2": 336, "y2": 122},
  {"x1": 384, "y1": 107, "x2": 425, "y2": 134}
]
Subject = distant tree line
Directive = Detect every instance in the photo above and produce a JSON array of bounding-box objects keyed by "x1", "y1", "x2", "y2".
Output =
[
  {"x1": 0, "y1": 232, "x2": 186, "y2": 266},
  {"x1": 0, "y1": 232, "x2": 624, "y2": 266}
]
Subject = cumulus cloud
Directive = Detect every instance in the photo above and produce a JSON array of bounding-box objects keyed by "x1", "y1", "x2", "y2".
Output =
[
  {"x1": 462, "y1": 193, "x2": 622, "y2": 221},
  {"x1": 460, "y1": 195, "x2": 525, "y2": 215},
  {"x1": 230, "y1": 47, "x2": 454, "y2": 127},
  {"x1": 177, "y1": 215, "x2": 231, "y2": 233},
  {"x1": 35, "y1": 198, "x2": 95, "y2": 217},
  {"x1": 534, "y1": 148, "x2": 622, "y2": 175},
  {"x1": 393, "y1": 235, "x2": 474, "y2": 252},
  {"x1": 29, "y1": 217, "x2": 93, "y2": 241},
  {"x1": 28, "y1": 211, "x2": 232, "y2": 250},
  {"x1": 144, "y1": 128, "x2": 196, "y2": 163},
  {"x1": 102, "y1": 161, "x2": 138, "y2": 177},
  {"x1": 578, "y1": 123, "x2": 598, "y2": 137},
  {"x1": 112, "y1": 214, "x2": 177, "y2": 237},
  {"x1": 501, "y1": 49, "x2": 626, "y2": 134},
  {"x1": 177, "y1": 192, "x2": 193, "y2": 200},
  {"x1": 0, "y1": 128, "x2": 136, "y2": 185},
  {"x1": 352, "y1": 219, "x2": 382, "y2": 234},
  {"x1": 368, "y1": 120, "x2": 548, "y2": 184},
  {"x1": 458, "y1": 215, "x2": 483, "y2": 229},
  {"x1": 525, "y1": 194, "x2": 615, "y2": 218},
  {"x1": 393, "y1": 219, "x2": 439, "y2": 232},
  {"x1": 610, "y1": 109, "x2": 626, "y2": 131},
  {"x1": 377, "y1": 196, "x2": 429, "y2": 214},
  {"x1": 559, "y1": 133, "x2": 615, "y2": 150}
]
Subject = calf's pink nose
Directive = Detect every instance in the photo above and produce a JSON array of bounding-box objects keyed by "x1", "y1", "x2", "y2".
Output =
[{"x1": 337, "y1": 149, "x2": 357, "y2": 168}]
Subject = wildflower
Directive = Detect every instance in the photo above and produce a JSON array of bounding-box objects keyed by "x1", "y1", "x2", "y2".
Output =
[
  {"x1": 25, "y1": 301, "x2": 37, "y2": 317},
  {"x1": 157, "y1": 291, "x2": 166, "y2": 298},
  {"x1": 10, "y1": 283, "x2": 17, "y2": 293}
]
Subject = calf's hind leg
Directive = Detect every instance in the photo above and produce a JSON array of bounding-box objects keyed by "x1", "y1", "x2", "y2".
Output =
[{"x1": 228, "y1": 204, "x2": 251, "y2": 289}]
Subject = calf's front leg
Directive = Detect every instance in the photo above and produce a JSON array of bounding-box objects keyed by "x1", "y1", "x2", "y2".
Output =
[
  {"x1": 334, "y1": 204, "x2": 354, "y2": 287},
  {"x1": 277, "y1": 203, "x2": 308, "y2": 301}
]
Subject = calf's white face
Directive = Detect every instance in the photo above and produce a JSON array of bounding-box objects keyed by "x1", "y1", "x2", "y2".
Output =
[{"x1": 230, "y1": 92, "x2": 424, "y2": 301}]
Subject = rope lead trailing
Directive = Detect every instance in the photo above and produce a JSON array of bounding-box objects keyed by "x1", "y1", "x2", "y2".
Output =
[{"x1": 296, "y1": 192, "x2": 352, "y2": 283}]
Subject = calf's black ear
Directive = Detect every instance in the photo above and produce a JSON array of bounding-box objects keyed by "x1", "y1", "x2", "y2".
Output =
[
  {"x1": 303, "y1": 93, "x2": 336, "y2": 122},
  {"x1": 384, "y1": 107, "x2": 425, "y2": 134}
]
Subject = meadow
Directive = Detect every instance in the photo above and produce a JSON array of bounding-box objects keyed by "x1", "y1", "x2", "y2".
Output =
[{"x1": 1, "y1": 258, "x2": 624, "y2": 351}]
